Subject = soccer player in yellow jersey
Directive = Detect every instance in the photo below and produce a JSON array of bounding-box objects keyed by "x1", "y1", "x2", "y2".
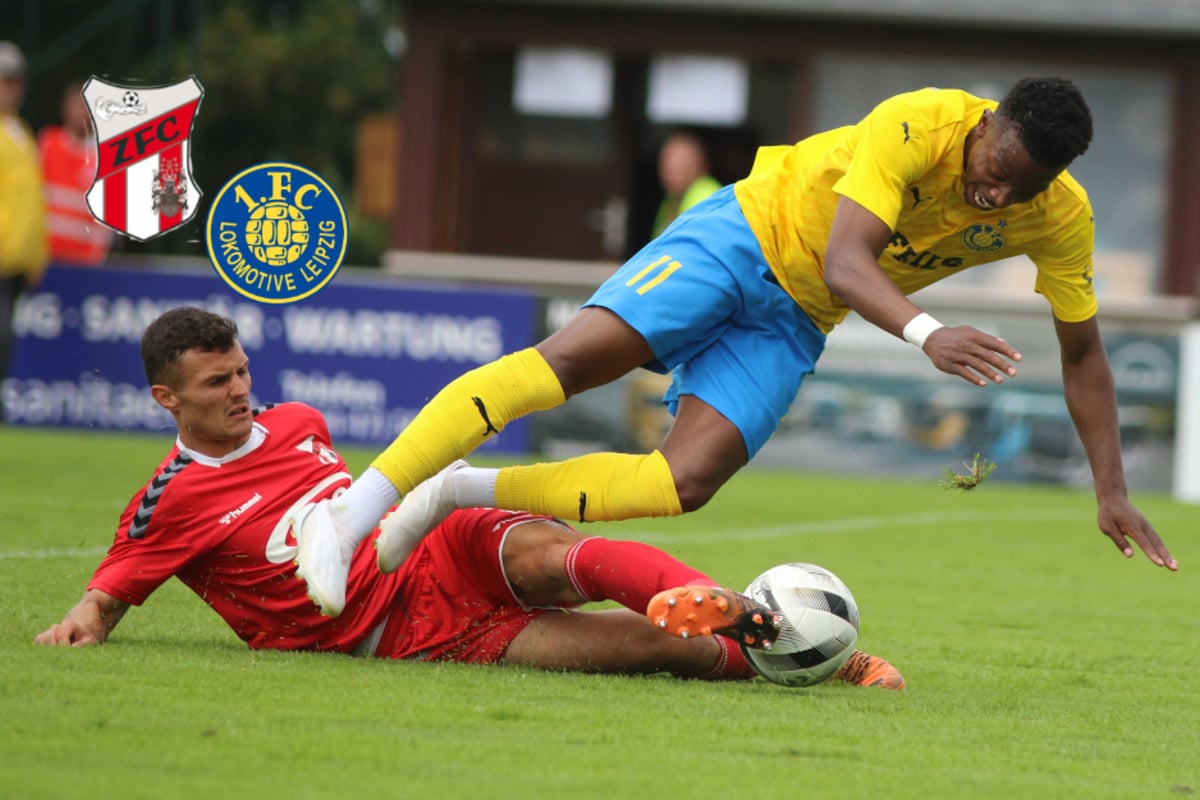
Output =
[{"x1": 293, "y1": 76, "x2": 1176, "y2": 620}]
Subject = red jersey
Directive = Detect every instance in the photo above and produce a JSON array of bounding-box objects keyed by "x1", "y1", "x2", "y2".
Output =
[{"x1": 88, "y1": 403, "x2": 404, "y2": 653}]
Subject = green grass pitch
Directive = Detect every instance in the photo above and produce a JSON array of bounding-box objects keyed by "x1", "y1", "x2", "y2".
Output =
[{"x1": 2, "y1": 425, "x2": 1197, "y2": 799}]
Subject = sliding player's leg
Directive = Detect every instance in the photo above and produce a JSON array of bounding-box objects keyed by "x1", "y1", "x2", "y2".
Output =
[
  {"x1": 502, "y1": 607, "x2": 755, "y2": 679},
  {"x1": 496, "y1": 517, "x2": 756, "y2": 679},
  {"x1": 296, "y1": 307, "x2": 654, "y2": 616}
]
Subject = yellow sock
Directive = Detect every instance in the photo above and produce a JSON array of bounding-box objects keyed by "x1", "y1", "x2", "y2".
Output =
[
  {"x1": 494, "y1": 449, "x2": 683, "y2": 522},
  {"x1": 370, "y1": 348, "x2": 565, "y2": 494}
]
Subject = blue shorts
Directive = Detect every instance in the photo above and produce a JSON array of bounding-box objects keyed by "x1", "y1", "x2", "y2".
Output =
[{"x1": 585, "y1": 185, "x2": 826, "y2": 457}]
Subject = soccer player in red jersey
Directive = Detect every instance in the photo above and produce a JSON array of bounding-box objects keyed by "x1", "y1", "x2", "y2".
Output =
[{"x1": 34, "y1": 306, "x2": 902, "y2": 689}]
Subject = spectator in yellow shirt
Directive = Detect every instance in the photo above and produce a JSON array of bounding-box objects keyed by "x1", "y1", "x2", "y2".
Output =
[
  {"x1": 0, "y1": 41, "x2": 48, "y2": 420},
  {"x1": 650, "y1": 128, "x2": 722, "y2": 239}
]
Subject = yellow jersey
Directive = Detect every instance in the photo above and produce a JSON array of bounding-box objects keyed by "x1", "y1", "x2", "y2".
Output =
[{"x1": 733, "y1": 87, "x2": 1096, "y2": 334}]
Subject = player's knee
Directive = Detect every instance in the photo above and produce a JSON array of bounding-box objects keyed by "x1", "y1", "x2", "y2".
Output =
[
  {"x1": 660, "y1": 430, "x2": 744, "y2": 514},
  {"x1": 502, "y1": 522, "x2": 586, "y2": 607},
  {"x1": 673, "y1": 474, "x2": 722, "y2": 513}
]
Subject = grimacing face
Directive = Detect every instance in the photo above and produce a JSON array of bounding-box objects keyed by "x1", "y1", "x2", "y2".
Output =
[
  {"x1": 152, "y1": 343, "x2": 254, "y2": 458},
  {"x1": 962, "y1": 109, "x2": 1063, "y2": 213}
]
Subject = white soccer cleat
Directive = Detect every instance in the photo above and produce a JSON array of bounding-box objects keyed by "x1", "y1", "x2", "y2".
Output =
[
  {"x1": 375, "y1": 460, "x2": 468, "y2": 574},
  {"x1": 291, "y1": 499, "x2": 352, "y2": 618}
]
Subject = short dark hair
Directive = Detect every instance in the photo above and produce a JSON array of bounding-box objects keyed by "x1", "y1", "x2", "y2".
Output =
[
  {"x1": 996, "y1": 76, "x2": 1093, "y2": 169},
  {"x1": 141, "y1": 306, "x2": 239, "y2": 387}
]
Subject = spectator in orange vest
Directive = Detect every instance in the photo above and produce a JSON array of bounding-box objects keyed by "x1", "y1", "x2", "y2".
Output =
[{"x1": 38, "y1": 81, "x2": 112, "y2": 266}]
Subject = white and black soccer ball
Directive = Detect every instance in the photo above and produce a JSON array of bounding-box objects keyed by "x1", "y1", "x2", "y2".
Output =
[
  {"x1": 741, "y1": 563, "x2": 860, "y2": 687},
  {"x1": 122, "y1": 90, "x2": 140, "y2": 107}
]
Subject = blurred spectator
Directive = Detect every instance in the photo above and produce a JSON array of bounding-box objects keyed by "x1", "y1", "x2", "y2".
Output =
[
  {"x1": 649, "y1": 128, "x2": 721, "y2": 239},
  {"x1": 0, "y1": 41, "x2": 48, "y2": 421},
  {"x1": 39, "y1": 81, "x2": 111, "y2": 266}
]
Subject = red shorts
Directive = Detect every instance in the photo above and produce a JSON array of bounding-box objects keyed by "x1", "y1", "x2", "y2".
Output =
[{"x1": 372, "y1": 508, "x2": 549, "y2": 664}]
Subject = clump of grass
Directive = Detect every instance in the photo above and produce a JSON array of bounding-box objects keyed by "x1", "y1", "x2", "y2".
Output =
[{"x1": 939, "y1": 452, "x2": 997, "y2": 492}]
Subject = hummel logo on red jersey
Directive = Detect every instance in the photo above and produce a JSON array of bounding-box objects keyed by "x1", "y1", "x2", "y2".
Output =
[{"x1": 220, "y1": 492, "x2": 263, "y2": 525}]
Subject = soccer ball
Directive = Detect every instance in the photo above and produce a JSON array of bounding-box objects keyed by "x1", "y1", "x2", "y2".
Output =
[
  {"x1": 740, "y1": 562, "x2": 860, "y2": 687},
  {"x1": 122, "y1": 90, "x2": 140, "y2": 107}
]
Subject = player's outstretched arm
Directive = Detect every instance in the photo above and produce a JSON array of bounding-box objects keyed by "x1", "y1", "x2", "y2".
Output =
[
  {"x1": 824, "y1": 197, "x2": 1020, "y2": 386},
  {"x1": 34, "y1": 589, "x2": 130, "y2": 647},
  {"x1": 1054, "y1": 315, "x2": 1177, "y2": 570}
]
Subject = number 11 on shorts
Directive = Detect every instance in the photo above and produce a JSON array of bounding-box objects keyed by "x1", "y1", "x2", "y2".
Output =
[{"x1": 625, "y1": 255, "x2": 682, "y2": 295}]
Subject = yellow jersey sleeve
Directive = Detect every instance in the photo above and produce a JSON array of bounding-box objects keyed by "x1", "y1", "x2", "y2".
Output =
[
  {"x1": 831, "y1": 92, "x2": 944, "y2": 230},
  {"x1": 1025, "y1": 172, "x2": 1097, "y2": 322}
]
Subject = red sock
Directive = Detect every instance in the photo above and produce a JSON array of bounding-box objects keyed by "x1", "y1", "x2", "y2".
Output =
[
  {"x1": 563, "y1": 536, "x2": 711, "y2": 613},
  {"x1": 694, "y1": 637, "x2": 759, "y2": 681},
  {"x1": 563, "y1": 537, "x2": 759, "y2": 682}
]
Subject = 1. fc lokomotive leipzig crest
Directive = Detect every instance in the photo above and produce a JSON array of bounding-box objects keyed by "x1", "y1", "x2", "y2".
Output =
[{"x1": 82, "y1": 75, "x2": 203, "y2": 241}]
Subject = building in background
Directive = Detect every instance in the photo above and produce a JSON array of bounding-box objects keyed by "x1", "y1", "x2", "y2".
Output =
[
  {"x1": 389, "y1": 0, "x2": 1200, "y2": 305},
  {"x1": 382, "y1": 0, "x2": 1200, "y2": 496}
]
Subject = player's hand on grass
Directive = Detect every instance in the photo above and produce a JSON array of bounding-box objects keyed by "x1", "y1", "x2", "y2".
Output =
[
  {"x1": 1097, "y1": 496, "x2": 1178, "y2": 571},
  {"x1": 923, "y1": 326, "x2": 1021, "y2": 387},
  {"x1": 34, "y1": 617, "x2": 104, "y2": 647},
  {"x1": 34, "y1": 592, "x2": 125, "y2": 647}
]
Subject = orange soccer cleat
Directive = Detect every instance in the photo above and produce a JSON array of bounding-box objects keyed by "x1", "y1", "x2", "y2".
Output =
[
  {"x1": 647, "y1": 585, "x2": 782, "y2": 649},
  {"x1": 833, "y1": 649, "x2": 906, "y2": 690}
]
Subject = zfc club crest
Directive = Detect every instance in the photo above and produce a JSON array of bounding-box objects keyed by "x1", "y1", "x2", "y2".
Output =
[{"x1": 82, "y1": 75, "x2": 203, "y2": 241}]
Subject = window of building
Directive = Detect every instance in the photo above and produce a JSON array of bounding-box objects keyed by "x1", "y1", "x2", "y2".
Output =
[{"x1": 476, "y1": 49, "x2": 615, "y2": 166}]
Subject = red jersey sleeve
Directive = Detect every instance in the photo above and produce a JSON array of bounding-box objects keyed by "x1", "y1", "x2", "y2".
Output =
[{"x1": 89, "y1": 449, "x2": 207, "y2": 605}]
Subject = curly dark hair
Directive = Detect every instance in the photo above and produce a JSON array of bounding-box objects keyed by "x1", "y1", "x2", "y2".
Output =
[
  {"x1": 141, "y1": 306, "x2": 240, "y2": 387},
  {"x1": 996, "y1": 76, "x2": 1094, "y2": 169}
]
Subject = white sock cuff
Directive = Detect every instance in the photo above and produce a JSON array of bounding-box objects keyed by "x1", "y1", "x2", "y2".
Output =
[
  {"x1": 453, "y1": 466, "x2": 498, "y2": 509},
  {"x1": 334, "y1": 467, "x2": 401, "y2": 540}
]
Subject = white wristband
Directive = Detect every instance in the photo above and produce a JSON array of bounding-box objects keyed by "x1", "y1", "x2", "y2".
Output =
[{"x1": 902, "y1": 312, "x2": 945, "y2": 348}]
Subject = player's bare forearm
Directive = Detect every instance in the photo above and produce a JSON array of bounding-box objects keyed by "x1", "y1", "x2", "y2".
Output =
[
  {"x1": 34, "y1": 590, "x2": 129, "y2": 647},
  {"x1": 824, "y1": 197, "x2": 1019, "y2": 384},
  {"x1": 826, "y1": 256, "x2": 1023, "y2": 386},
  {"x1": 824, "y1": 198, "x2": 918, "y2": 338},
  {"x1": 1062, "y1": 356, "x2": 1126, "y2": 499},
  {"x1": 1055, "y1": 316, "x2": 1177, "y2": 570},
  {"x1": 1055, "y1": 316, "x2": 1126, "y2": 498}
]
